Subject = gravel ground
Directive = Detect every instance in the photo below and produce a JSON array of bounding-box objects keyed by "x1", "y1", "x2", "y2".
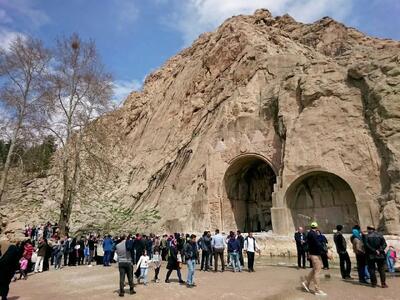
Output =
[{"x1": 7, "y1": 262, "x2": 400, "y2": 300}]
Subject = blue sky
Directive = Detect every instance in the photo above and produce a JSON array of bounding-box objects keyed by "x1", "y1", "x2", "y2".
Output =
[{"x1": 0, "y1": 0, "x2": 399, "y2": 103}]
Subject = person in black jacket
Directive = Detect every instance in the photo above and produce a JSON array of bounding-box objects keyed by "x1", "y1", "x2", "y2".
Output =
[
  {"x1": 301, "y1": 222, "x2": 327, "y2": 296},
  {"x1": 165, "y1": 240, "x2": 184, "y2": 284},
  {"x1": 197, "y1": 231, "x2": 211, "y2": 271},
  {"x1": 0, "y1": 245, "x2": 20, "y2": 300},
  {"x1": 334, "y1": 225, "x2": 351, "y2": 279},
  {"x1": 364, "y1": 226, "x2": 388, "y2": 288},
  {"x1": 133, "y1": 234, "x2": 145, "y2": 265},
  {"x1": 294, "y1": 227, "x2": 307, "y2": 269},
  {"x1": 236, "y1": 230, "x2": 245, "y2": 267}
]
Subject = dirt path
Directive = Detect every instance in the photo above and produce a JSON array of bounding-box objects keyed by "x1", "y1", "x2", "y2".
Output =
[{"x1": 7, "y1": 263, "x2": 400, "y2": 300}]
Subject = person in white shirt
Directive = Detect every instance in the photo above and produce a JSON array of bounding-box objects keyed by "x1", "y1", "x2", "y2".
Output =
[
  {"x1": 243, "y1": 232, "x2": 260, "y2": 272},
  {"x1": 211, "y1": 229, "x2": 226, "y2": 272},
  {"x1": 152, "y1": 247, "x2": 162, "y2": 283},
  {"x1": 135, "y1": 250, "x2": 150, "y2": 285}
]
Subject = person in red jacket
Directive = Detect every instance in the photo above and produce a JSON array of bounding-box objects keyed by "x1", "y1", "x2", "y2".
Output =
[{"x1": 23, "y1": 240, "x2": 34, "y2": 272}]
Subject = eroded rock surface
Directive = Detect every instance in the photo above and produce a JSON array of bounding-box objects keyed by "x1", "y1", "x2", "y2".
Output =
[{"x1": 1, "y1": 9, "x2": 399, "y2": 235}]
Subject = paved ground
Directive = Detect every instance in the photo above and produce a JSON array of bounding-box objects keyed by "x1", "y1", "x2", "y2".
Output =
[{"x1": 7, "y1": 261, "x2": 400, "y2": 300}]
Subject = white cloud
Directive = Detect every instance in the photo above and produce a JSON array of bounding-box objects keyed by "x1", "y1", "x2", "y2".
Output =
[
  {"x1": 111, "y1": 0, "x2": 139, "y2": 30},
  {"x1": 0, "y1": 27, "x2": 26, "y2": 50},
  {"x1": 166, "y1": 0, "x2": 353, "y2": 45},
  {"x1": 0, "y1": 0, "x2": 50, "y2": 28},
  {"x1": 113, "y1": 79, "x2": 142, "y2": 104}
]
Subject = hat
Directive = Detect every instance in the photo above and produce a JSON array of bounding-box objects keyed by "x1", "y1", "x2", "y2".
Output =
[
  {"x1": 310, "y1": 222, "x2": 318, "y2": 228},
  {"x1": 367, "y1": 225, "x2": 375, "y2": 230}
]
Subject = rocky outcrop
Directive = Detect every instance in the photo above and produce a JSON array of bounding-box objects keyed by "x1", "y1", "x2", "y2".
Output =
[{"x1": 1, "y1": 9, "x2": 399, "y2": 235}]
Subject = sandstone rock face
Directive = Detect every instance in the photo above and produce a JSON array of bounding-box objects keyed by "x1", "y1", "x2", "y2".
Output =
[{"x1": 1, "y1": 9, "x2": 399, "y2": 236}]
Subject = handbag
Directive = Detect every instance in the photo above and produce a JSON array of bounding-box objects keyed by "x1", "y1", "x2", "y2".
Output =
[
  {"x1": 327, "y1": 249, "x2": 334, "y2": 260},
  {"x1": 31, "y1": 252, "x2": 38, "y2": 263}
]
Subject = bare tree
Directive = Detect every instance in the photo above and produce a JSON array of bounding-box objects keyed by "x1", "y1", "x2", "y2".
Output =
[
  {"x1": 0, "y1": 37, "x2": 51, "y2": 201},
  {"x1": 46, "y1": 34, "x2": 113, "y2": 235}
]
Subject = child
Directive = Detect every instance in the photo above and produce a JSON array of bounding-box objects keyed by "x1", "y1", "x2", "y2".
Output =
[
  {"x1": 152, "y1": 247, "x2": 162, "y2": 283},
  {"x1": 386, "y1": 245, "x2": 397, "y2": 273},
  {"x1": 135, "y1": 250, "x2": 150, "y2": 285},
  {"x1": 19, "y1": 257, "x2": 28, "y2": 280}
]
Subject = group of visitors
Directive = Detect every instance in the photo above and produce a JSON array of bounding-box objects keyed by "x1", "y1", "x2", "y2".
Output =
[
  {"x1": 113, "y1": 229, "x2": 260, "y2": 296},
  {"x1": 1, "y1": 220, "x2": 397, "y2": 299},
  {"x1": 0, "y1": 224, "x2": 262, "y2": 299},
  {"x1": 296, "y1": 222, "x2": 396, "y2": 297}
]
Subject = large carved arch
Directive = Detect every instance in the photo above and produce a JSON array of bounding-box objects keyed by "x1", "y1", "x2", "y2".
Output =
[
  {"x1": 284, "y1": 170, "x2": 359, "y2": 232},
  {"x1": 223, "y1": 153, "x2": 277, "y2": 232}
]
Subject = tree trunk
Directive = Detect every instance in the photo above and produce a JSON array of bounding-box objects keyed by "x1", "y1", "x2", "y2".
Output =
[
  {"x1": 58, "y1": 149, "x2": 70, "y2": 236},
  {"x1": 0, "y1": 126, "x2": 20, "y2": 202},
  {"x1": 58, "y1": 137, "x2": 81, "y2": 236}
]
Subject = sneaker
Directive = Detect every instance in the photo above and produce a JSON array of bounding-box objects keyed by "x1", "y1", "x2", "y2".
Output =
[
  {"x1": 381, "y1": 283, "x2": 389, "y2": 288},
  {"x1": 314, "y1": 290, "x2": 327, "y2": 296},
  {"x1": 302, "y1": 281, "x2": 310, "y2": 293}
]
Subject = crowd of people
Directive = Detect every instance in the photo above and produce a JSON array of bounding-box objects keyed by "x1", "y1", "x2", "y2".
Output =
[
  {"x1": 0, "y1": 223, "x2": 262, "y2": 298},
  {"x1": 0, "y1": 220, "x2": 398, "y2": 299},
  {"x1": 295, "y1": 222, "x2": 397, "y2": 296}
]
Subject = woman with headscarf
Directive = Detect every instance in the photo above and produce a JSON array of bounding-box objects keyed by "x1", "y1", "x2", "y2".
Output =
[
  {"x1": 165, "y1": 239, "x2": 184, "y2": 284},
  {"x1": 0, "y1": 245, "x2": 20, "y2": 300},
  {"x1": 350, "y1": 225, "x2": 368, "y2": 283}
]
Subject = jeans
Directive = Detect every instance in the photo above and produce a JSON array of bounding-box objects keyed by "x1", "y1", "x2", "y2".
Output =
[
  {"x1": 140, "y1": 267, "x2": 149, "y2": 284},
  {"x1": 118, "y1": 262, "x2": 134, "y2": 294},
  {"x1": 88, "y1": 250, "x2": 94, "y2": 265},
  {"x1": 297, "y1": 247, "x2": 306, "y2": 268},
  {"x1": 230, "y1": 252, "x2": 241, "y2": 272},
  {"x1": 154, "y1": 266, "x2": 160, "y2": 280},
  {"x1": 186, "y1": 259, "x2": 196, "y2": 285},
  {"x1": 200, "y1": 250, "x2": 209, "y2": 270},
  {"x1": 247, "y1": 251, "x2": 255, "y2": 271},
  {"x1": 306, "y1": 255, "x2": 322, "y2": 291},
  {"x1": 55, "y1": 253, "x2": 63, "y2": 269},
  {"x1": 103, "y1": 250, "x2": 111, "y2": 266},
  {"x1": 368, "y1": 258, "x2": 386, "y2": 286},
  {"x1": 355, "y1": 254, "x2": 367, "y2": 282},
  {"x1": 213, "y1": 248, "x2": 224, "y2": 271},
  {"x1": 387, "y1": 257, "x2": 395, "y2": 273},
  {"x1": 63, "y1": 252, "x2": 68, "y2": 266},
  {"x1": 338, "y1": 252, "x2": 351, "y2": 278},
  {"x1": 34, "y1": 256, "x2": 44, "y2": 272},
  {"x1": 165, "y1": 268, "x2": 183, "y2": 282},
  {"x1": 239, "y1": 250, "x2": 244, "y2": 267},
  {"x1": 321, "y1": 252, "x2": 329, "y2": 269}
]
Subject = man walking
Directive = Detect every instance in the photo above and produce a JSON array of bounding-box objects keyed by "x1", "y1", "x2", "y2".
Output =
[
  {"x1": 294, "y1": 227, "x2": 307, "y2": 269},
  {"x1": 198, "y1": 231, "x2": 211, "y2": 271},
  {"x1": 237, "y1": 230, "x2": 245, "y2": 268},
  {"x1": 301, "y1": 222, "x2": 327, "y2": 296},
  {"x1": 334, "y1": 225, "x2": 352, "y2": 279},
  {"x1": 184, "y1": 234, "x2": 198, "y2": 287},
  {"x1": 211, "y1": 229, "x2": 225, "y2": 272},
  {"x1": 34, "y1": 237, "x2": 47, "y2": 273},
  {"x1": 364, "y1": 226, "x2": 388, "y2": 288},
  {"x1": 102, "y1": 235, "x2": 113, "y2": 267},
  {"x1": 116, "y1": 235, "x2": 135, "y2": 297},
  {"x1": 227, "y1": 231, "x2": 241, "y2": 272},
  {"x1": 243, "y1": 232, "x2": 259, "y2": 272},
  {"x1": 88, "y1": 235, "x2": 95, "y2": 266}
]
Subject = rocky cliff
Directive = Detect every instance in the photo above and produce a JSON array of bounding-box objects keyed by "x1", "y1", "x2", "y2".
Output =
[{"x1": 1, "y1": 9, "x2": 399, "y2": 236}]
